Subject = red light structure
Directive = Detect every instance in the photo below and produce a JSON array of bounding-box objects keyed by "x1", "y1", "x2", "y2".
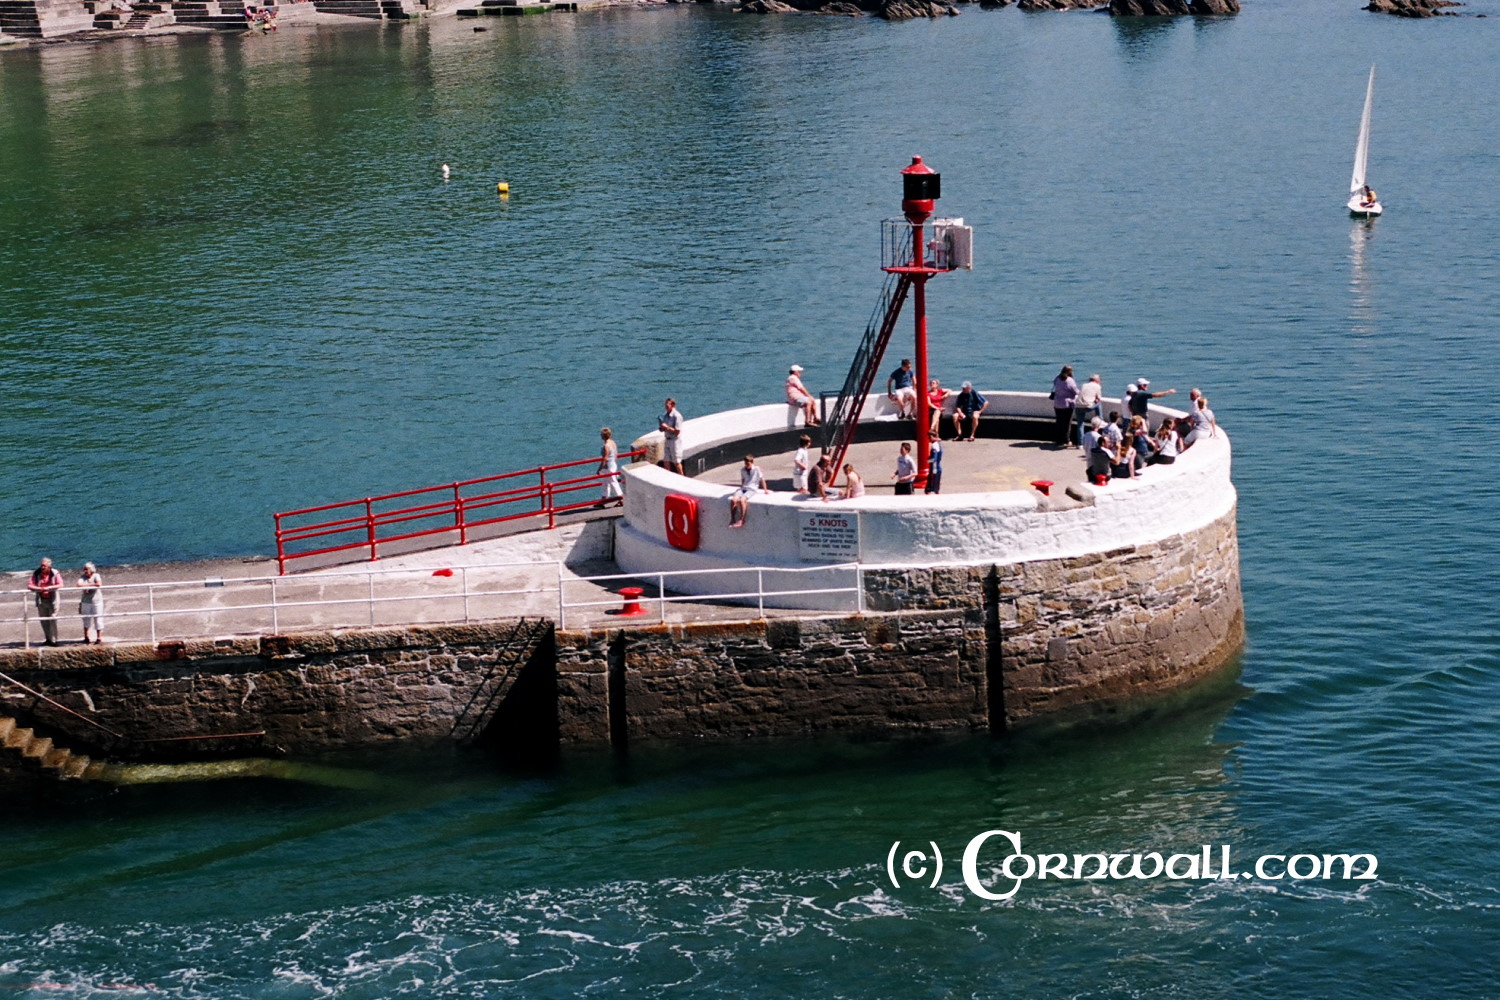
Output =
[
  {"x1": 806, "y1": 158, "x2": 970, "y2": 480},
  {"x1": 885, "y1": 155, "x2": 950, "y2": 487}
]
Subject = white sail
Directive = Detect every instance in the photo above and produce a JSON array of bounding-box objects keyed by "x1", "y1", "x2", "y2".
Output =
[{"x1": 1350, "y1": 66, "x2": 1375, "y2": 198}]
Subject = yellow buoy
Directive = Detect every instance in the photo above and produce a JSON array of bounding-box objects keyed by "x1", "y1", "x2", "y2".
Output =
[{"x1": 496, "y1": 181, "x2": 510, "y2": 195}]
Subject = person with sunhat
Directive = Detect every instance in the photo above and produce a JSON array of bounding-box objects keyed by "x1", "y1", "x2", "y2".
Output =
[{"x1": 786, "y1": 364, "x2": 819, "y2": 427}]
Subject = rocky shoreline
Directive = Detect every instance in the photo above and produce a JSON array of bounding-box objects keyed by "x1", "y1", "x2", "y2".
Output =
[
  {"x1": 735, "y1": 0, "x2": 1243, "y2": 18},
  {"x1": 0, "y1": 0, "x2": 1475, "y2": 51}
]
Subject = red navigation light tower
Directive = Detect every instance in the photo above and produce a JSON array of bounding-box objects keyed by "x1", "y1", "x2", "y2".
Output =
[{"x1": 882, "y1": 156, "x2": 971, "y2": 487}]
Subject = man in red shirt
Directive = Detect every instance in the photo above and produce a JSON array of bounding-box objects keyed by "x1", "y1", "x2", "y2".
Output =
[{"x1": 28, "y1": 556, "x2": 64, "y2": 647}]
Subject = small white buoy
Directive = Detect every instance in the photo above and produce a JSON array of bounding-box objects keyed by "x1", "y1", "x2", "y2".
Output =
[{"x1": 441, "y1": 163, "x2": 451, "y2": 181}]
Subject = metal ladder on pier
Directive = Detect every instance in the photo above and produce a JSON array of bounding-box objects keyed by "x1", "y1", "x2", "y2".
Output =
[
  {"x1": 449, "y1": 618, "x2": 553, "y2": 746},
  {"x1": 819, "y1": 271, "x2": 913, "y2": 474}
]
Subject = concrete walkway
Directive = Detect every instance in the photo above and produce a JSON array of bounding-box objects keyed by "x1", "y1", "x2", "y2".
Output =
[{"x1": 0, "y1": 508, "x2": 849, "y2": 651}]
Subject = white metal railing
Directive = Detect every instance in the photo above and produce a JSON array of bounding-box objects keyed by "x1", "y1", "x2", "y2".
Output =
[
  {"x1": 557, "y1": 563, "x2": 864, "y2": 628},
  {"x1": 0, "y1": 560, "x2": 865, "y2": 647}
]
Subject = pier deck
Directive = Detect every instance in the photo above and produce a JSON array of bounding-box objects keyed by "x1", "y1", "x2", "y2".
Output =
[
  {"x1": 0, "y1": 510, "x2": 846, "y2": 651},
  {"x1": 693, "y1": 433, "x2": 1094, "y2": 498}
]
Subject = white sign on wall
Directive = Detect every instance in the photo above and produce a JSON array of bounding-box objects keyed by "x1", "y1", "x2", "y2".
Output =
[{"x1": 798, "y1": 510, "x2": 860, "y2": 562}]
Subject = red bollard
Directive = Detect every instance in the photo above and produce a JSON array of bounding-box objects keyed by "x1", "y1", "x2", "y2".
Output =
[
  {"x1": 1030, "y1": 480, "x2": 1054, "y2": 496},
  {"x1": 617, "y1": 586, "x2": 648, "y2": 616}
]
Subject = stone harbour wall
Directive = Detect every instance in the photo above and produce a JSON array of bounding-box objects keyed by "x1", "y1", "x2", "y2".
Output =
[
  {"x1": 0, "y1": 621, "x2": 559, "y2": 757},
  {"x1": 610, "y1": 613, "x2": 987, "y2": 741},
  {"x1": 0, "y1": 510, "x2": 1242, "y2": 768},
  {"x1": 865, "y1": 506, "x2": 1243, "y2": 725}
]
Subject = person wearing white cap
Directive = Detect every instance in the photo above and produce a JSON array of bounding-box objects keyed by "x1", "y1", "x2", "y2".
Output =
[
  {"x1": 1128, "y1": 378, "x2": 1177, "y2": 420},
  {"x1": 786, "y1": 364, "x2": 819, "y2": 427},
  {"x1": 1081, "y1": 415, "x2": 1105, "y2": 459}
]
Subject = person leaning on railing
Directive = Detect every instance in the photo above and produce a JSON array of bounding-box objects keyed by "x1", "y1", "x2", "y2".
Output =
[{"x1": 27, "y1": 557, "x2": 64, "y2": 647}]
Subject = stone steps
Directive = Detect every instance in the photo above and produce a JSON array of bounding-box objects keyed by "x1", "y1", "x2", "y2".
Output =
[
  {"x1": 0, "y1": 715, "x2": 97, "y2": 783},
  {"x1": 312, "y1": 0, "x2": 384, "y2": 16},
  {"x1": 0, "y1": 0, "x2": 97, "y2": 37},
  {"x1": 457, "y1": 0, "x2": 575, "y2": 15}
]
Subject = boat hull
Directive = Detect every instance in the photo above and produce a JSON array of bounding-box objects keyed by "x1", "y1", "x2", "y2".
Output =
[{"x1": 1347, "y1": 197, "x2": 1383, "y2": 217}]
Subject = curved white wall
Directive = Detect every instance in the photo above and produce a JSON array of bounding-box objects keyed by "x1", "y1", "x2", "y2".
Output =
[{"x1": 617, "y1": 394, "x2": 1234, "y2": 601}]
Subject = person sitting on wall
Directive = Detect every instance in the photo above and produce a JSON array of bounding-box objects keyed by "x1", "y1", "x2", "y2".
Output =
[
  {"x1": 1185, "y1": 395, "x2": 1218, "y2": 448},
  {"x1": 843, "y1": 464, "x2": 866, "y2": 499},
  {"x1": 1147, "y1": 419, "x2": 1180, "y2": 466},
  {"x1": 1081, "y1": 416, "x2": 1105, "y2": 460},
  {"x1": 1128, "y1": 415, "x2": 1155, "y2": 473},
  {"x1": 1086, "y1": 435, "x2": 1114, "y2": 485},
  {"x1": 887, "y1": 358, "x2": 918, "y2": 419},
  {"x1": 1110, "y1": 435, "x2": 1137, "y2": 481},
  {"x1": 785, "y1": 364, "x2": 819, "y2": 427},
  {"x1": 729, "y1": 454, "x2": 768, "y2": 528},
  {"x1": 810, "y1": 455, "x2": 841, "y2": 502},
  {"x1": 1103, "y1": 410, "x2": 1125, "y2": 448},
  {"x1": 952, "y1": 381, "x2": 986, "y2": 442},
  {"x1": 926, "y1": 378, "x2": 948, "y2": 436}
]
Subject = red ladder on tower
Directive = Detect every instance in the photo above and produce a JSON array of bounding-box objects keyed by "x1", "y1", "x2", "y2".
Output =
[{"x1": 819, "y1": 271, "x2": 913, "y2": 474}]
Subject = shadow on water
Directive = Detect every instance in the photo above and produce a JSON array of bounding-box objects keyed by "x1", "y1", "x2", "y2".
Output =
[
  {"x1": 139, "y1": 118, "x2": 250, "y2": 149},
  {"x1": 1109, "y1": 14, "x2": 1182, "y2": 58}
]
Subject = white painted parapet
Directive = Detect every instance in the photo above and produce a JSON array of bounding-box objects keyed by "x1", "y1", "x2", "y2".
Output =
[{"x1": 617, "y1": 394, "x2": 1233, "y2": 605}]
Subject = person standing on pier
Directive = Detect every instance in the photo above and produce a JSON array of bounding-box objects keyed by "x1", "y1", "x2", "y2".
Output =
[
  {"x1": 793, "y1": 434, "x2": 812, "y2": 493},
  {"x1": 27, "y1": 557, "x2": 64, "y2": 647},
  {"x1": 1074, "y1": 373, "x2": 1103, "y2": 446},
  {"x1": 1052, "y1": 365, "x2": 1080, "y2": 447},
  {"x1": 77, "y1": 562, "x2": 104, "y2": 644},
  {"x1": 893, "y1": 442, "x2": 917, "y2": 495},
  {"x1": 597, "y1": 428, "x2": 623, "y2": 505},
  {"x1": 925, "y1": 431, "x2": 944, "y2": 494},
  {"x1": 1128, "y1": 378, "x2": 1176, "y2": 420},
  {"x1": 658, "y1": 398, "x2": 685, "y2": 476}
]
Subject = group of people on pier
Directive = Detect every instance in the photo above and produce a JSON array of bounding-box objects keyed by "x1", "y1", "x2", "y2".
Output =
[
  {"x1": 884, "y1": 360, "x2": 990, "y2": 442},
  {"x1": 1051, "y1": 367, "x2": 1219, "y2": 484},
  {"x1": 626, "y1": 361, "x2": 1221, "y2": 527},
  {"x1": 24, "y1": 557, "x2": 104, "y2": 647},
  {"x1": 726, "y1": 435, "x2": 939, "y2": 522}
]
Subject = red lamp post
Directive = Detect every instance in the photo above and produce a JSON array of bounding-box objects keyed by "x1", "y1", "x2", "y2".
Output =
[{"x1": 898, "y1": 156, "x2": 941, "y2": 488}]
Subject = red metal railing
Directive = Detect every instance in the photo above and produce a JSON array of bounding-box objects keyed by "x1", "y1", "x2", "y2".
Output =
[{"x1": 273, "y1": 450, "x2": 644, "y2": 575}]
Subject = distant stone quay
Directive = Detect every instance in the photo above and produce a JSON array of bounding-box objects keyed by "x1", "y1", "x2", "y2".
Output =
[
  {"x1": 0, "y1": 391, "x2": 1241, "y2": 787},
  {"x1": 4, "y1": 0, "x2": 1466, "y2": 50}
]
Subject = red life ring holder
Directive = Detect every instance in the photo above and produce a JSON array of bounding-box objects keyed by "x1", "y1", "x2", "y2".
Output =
[{"x1": 664, "y1": 493, "x2": 700, "y2": 551}]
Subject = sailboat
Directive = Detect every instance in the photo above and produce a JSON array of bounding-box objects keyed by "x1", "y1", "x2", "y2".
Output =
[{"x1": 1348, "y1": 66, "x2": 1383, "y2": 217}]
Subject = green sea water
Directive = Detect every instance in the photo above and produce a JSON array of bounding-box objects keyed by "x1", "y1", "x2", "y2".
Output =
[{"x1": 3, "y1": 2, "x2": 1500, "y2": 995}]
